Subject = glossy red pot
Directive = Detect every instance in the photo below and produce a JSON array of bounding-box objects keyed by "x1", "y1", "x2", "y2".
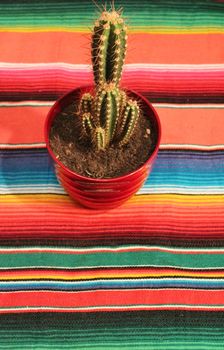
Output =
[{"x1": 45, "y1": 86, "x2": 161, "y2": 209}]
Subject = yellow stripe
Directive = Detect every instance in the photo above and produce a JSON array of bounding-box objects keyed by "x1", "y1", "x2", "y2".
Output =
[
  {"x1": 1, "y1": 271, "x2": 224, "y2": 281},
  {"x1": 1, "y1": 194, "x2": 224, "y2": 206},
  {"x1": 0, "y1": 27, "x2": 224, "y2": 34},
  {"x1": 130, "y1": 194, "x2": 224, "y2": 206}
]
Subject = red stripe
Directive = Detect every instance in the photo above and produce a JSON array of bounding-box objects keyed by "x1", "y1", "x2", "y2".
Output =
[
  {"x1": 0, "y1": 289, "x2": 223, "y2": 308},
  {"x1": 0, "y1": 226, "x2": 224, "y2": 239},
  {"x1": 0, "y1": 215, "x2": 224, "y2": 234},
  {"x1": 0, "y1": 32, "x2": 223, "y2": 64},
  {"x1": 1, "y1": 105, "x2": 224, "y2": 146}
]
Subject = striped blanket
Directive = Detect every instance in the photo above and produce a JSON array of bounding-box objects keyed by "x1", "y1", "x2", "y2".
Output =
[{"x1": 0, "y1": 0, "x2": 224, "y2": 348}]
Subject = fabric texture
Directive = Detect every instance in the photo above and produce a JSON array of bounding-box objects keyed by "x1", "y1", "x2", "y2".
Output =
[{"x1": 0, "y1": 0, "x2": 224, "y2": 348}]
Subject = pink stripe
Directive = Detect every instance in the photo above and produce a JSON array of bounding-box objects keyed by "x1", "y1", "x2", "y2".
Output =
[{"x1": 0, "y1": 68, "x2": 224, "y2": 93}]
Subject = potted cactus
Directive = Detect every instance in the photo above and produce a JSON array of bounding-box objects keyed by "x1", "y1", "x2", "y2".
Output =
[{"x1": 45, "y1": 8, "x2": 161, "y2": 209}]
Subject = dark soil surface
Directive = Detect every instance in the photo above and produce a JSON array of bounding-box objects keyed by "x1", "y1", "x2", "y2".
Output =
[{"x1": 49, "y1": 101, "x2": 157, "y2": 179}]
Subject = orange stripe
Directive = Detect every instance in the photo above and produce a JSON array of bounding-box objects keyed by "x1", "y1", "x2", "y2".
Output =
[
  {"x1": 0, "y1": 32, "x2": 223, "y2": 64},
  {"x1": 0, "y1": 268, "x2": 224, "y2": 281},
  {"x1": 158, "y1": 107, "x2": 224, "y2": 146},
  {"x1": 0, "y1": 106, "x2": 224, "y2": 146},
  {"x1": 0, "y1": 106, "x2": 48, "y2": 145}
]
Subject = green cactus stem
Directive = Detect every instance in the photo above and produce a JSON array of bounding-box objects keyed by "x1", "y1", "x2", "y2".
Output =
[
  {"x1": 94, "y1": 83, "x2": 120, "y2": 148},
  {"x1": 118, "y1": 89, "x2": 127, "y2": 116},
  {"x1": 118, "y1": 99, "x2": 140, "y2": 146},
  {"x1": 79, "y1": 93, "x2": 94, "y2": 135},
  {"x1": 95, "y1": 127, "x2": 106, "y2": 150},
  {"x1": 91, "y1": 11, "x2": 127, "y2": 86},
  {"x1": 79, "y1": 93, "x2": 93, "y2": 114},
  {"x1": 82, "y1": 112, "x2": 93, "y2": 135}
]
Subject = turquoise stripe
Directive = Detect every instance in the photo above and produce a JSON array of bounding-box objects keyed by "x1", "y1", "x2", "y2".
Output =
[
  {"x1": 0, "y1": 250, "x2": 223, "y2": 269},
  {"x1": 0, "y1": 0, "x2": 223, "y2": 29},
  {"x1": 0, "y1": 278, "x2": 224, "y2": 291},
  {"x1": 1, "y1": 150, "x2": 224, "y2": 190}
]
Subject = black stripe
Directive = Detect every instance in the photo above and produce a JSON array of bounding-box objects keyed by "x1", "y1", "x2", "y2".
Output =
[
  {"x1": 0, "y1": 238, "x2": 224, "y2": 247},
  {"x1": 0, "y1": 92, "x2": 224, "y2": 103},
  {"x1": 0, "y1": 310, "x2": 223, "y2": 328},
  {"x1": 1, "y1": 148, "x2": 224, "y2": 156}
]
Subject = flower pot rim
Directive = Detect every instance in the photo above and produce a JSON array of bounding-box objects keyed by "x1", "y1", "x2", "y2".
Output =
[{"x1": 45, "y1": 85, "x2": 161, "y2": 183}]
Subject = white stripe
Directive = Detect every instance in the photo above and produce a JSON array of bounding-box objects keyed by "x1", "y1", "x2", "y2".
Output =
[
  {"x1": 0, "y1": 101, "x2": 53, "y2": 107},
  {"x1": 0, "y1": 245, "x2": 223, "y2": 253},
  {"x1": 0, "y1": 304, "x2": 223, "y2": 312},
  {"x1": 137, "y1": 188, "x2": 224, "y2": 195},
  {"x1": 1, "y1": 143, "x2": 224, "y2": 150},
  {"x1": 1, "y1": 101, "x2": 224, "y2": 109},
  {"x1": 0, "y1": 143, "x2": 46, "y2": 149},
  {"x1": 0, "y1": 62, "x2": 92, "y2": 70},
  {"x1": 0, "y1": 188, "x2": 64, "y2": 194},
  {"x1": 1, "y1": 187, "x2": 224, "y2": 196},
  {"x1": 153, "y1": 103, "x2": 224, "y2": 109},
  {"x1": 160, "y1": 144, "x2": 224, "y2": 150},
  {"x1": 0, "y1": 62, "x2": 224, "y2": 70}
]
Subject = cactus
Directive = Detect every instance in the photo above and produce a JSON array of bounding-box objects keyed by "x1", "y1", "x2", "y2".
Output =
[
  {"x1": 79, "y1": 93, "x2": 94, "y2": 134},
  {"x1": 95, "y1": 83, "x2": 120, "y2": 146},
  {"x1": 118, "y1": 99, "x2": 140, "y2": 145},
  {"x1": 91, "y1": 11, "x2": 127, "y2": 86},
  {"x1": 78, "y1": 7, "x2": 142, "y2": 151}
]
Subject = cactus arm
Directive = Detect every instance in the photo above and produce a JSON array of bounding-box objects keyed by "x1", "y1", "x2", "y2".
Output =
[
  {"x1": 104, "y1": 87, "x2": 120, "y2": 143},
  {"x1": 82, "y1": 112, "x2": 93, "y2": 135},
  {"x1": 95, "y1": 127, "x2": 106, "y2": 150},
  {"x1": 78, "y1": 93, "x2": 94, "y2": 136},
  {"x1": 94, "y1": 88, "x2": 106, "y2": 121},
  {"x1": 79, "y1": 93, "x2": 93, "y2": 114},
  {"x1": 92, "y1": 22, "x2": 110, "y2": 86},
  {"x1": 94, "y1": 83, "x2": 120, "y2": 147},
  {"x1": 119, "y1": 100, "x2": 140, "y2": 146},
  {"x1": 118, "y1": 103, "x2": 131, "y2": 136},
  {"x1": 119, "y1": 90, "x2": 127, "y2": 116}
]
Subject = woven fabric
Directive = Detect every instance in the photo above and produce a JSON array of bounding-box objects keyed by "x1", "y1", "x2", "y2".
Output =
[{"x1": 0, "y1": 0, "x2": 224, "y2": 347}]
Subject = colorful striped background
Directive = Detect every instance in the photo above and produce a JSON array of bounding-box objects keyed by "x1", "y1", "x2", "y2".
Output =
[{"x1": 0, "y1": 0, "x2": 224, "y2": 348}]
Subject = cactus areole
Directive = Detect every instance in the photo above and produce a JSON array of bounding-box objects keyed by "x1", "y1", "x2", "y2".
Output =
[{"x1": 46, "y1": 6, "x2": 161, "y2": 199}]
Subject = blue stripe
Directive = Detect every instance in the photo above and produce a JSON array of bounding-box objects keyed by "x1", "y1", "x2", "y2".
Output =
[
  {"x1": 0, "y1": 149, "x2": 223, "y2": 189},
  {"x1": 0, "y1": 279, "x2": 224, "y2": 291}
]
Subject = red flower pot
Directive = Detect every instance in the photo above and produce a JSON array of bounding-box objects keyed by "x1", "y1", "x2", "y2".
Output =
[{"x1": 45, "y1": 86, "x2": 161, "y2": 209}]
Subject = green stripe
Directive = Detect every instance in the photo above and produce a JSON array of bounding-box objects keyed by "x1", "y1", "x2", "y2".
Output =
[
  {"x1": 0, "y1": 250, "x2": 223, "y2": 268},
  {"x1": 0, "y1": 312, "x2": 224, "y2": 349},
  {"x1": 0, "y1": 333, "x2": 223, "y2": 347},
  {"x1": 0, "y1": 0, "x2": 223, "y2": 29}
]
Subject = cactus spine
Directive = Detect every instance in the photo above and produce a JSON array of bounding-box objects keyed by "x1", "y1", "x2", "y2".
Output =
[
  {"x1": 92, "y1": 11, "x2": 127, "y2": 86},
  {"x1": 95, "y1": 83, "x2": 120, "y2": 146},
  {"x1": 79, "y1": 93, "x2": 94, "y2": 134},
  {"x1": 78, "y1": 8, "x2": 141, "y2": 151},
  {"x1": 118, "y1": 100, "x2": 140, "y2": 145}
]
